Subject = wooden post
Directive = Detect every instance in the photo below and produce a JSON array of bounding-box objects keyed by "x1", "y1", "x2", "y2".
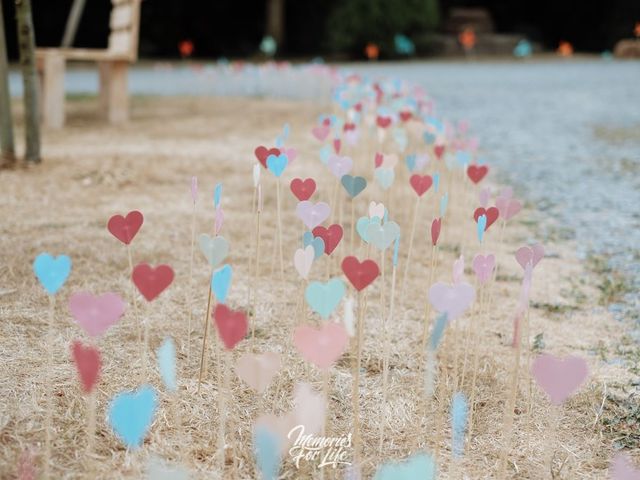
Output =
[
  {"x1": 99, "y1": 61, "x2": 129, "y2": 124},
  {"x1": 40, "y1": 53, "x2": 65, "y2": 129},
  {"x1": 15, "y1": 0, "x2": 41, "y2": 162},
  {"x1": 0, "y1": 0, "x2": 15, "y2": 165}
]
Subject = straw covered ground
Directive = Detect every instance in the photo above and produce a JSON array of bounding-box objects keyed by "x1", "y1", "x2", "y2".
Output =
[{"x1": 0, "y1": 96, "x2": 637, "y2": 479}]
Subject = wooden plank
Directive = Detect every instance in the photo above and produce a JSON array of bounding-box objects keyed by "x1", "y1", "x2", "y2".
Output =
[
  {"x1": 36, "y1": 47, "x2": 130, "y2": 62},
  {"x1": 107, "y1": 30, "x2": 132, "y2": 55},
  {"x1": 110, "y1": 4, "x2": 133, "y2": 30},
  {"x1": 40, "y1": 52, "x2": 65, "y2": 129},
  {"x1": 99, "y1": 61, "x2": 129, "y2": 124}
]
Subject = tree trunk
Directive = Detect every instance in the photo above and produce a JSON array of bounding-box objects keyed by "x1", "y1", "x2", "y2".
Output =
[
  {"x1": 265, "y1": 0, "x2": 285, "y2": 46},
  {"x1": 0, "y1": 0, "x2": 15, "y2": 165},
  {"x1": 15, "y1": 0, "x2": 41, "y2": 163}
]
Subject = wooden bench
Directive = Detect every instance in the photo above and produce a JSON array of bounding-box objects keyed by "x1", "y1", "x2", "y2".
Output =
[{"x1": 36, "y1": 0, "x2": 141, "y2": 128}]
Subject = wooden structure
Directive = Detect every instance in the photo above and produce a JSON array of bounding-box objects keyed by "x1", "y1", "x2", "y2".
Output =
[{"x1": 36, "y1": 0, "x2": 141, "y2": 128}]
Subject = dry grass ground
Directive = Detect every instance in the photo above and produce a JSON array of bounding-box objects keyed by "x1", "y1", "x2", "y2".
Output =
[{"x1": 0, "y1": 96, "x2": 637, "y2": 479}]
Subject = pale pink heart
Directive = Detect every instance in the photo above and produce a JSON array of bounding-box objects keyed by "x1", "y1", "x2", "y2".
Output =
[
  {"x1": 296, "y1": 201, "x2": 330, "y2": 229},
  {"x1": 235, "y1": 352, "x2": 281, "y2": 394},
  {"x1": 496, "y1": 197, "x2": 522, "y2": 221},
  {"x1": 368, "y1": 201, "x2": 385, "y2": 219},
  {"x1": 415, "y1": 153, "x2": 429, "y2": 170},
  {"x1": 282, "y1": 147, "x2": 297, "y2": 163},
  {"x1": 531, "y1": 353, "x2": 589, "y2": 405},
  {"x1": 497, "y1": 186, "x2": 513, "y2": 201},
  {"x1": 255, "y1": 411, "x2": 297, "y2": 453},
  {"x1": 472, "y1": 254, "x2": 495, "y2": 284},
  {"x1": 344, "y1": 130, "x2": 359, "y2": 146},
  {"x1": 382, "y1": 153, "x2": 398, "y2": 169},
  {"x1": 515, "y1": 244, "x2": 544, "y2": 270},
  {"x1": 327, "y1": 155, "x2": 353, "y2": 178},
  {"x1": 468, "y1": 137, "x2": 479, "y2": 152},
  {"x1": 312, "y1": 125, "x2": 330, "y2": 142},
  {"x1": 291, "y1": 382, "x2": 326, "y2": 436},
  {"x1": 293, "y1": 322, "x2": 349, "y2": 370},
  {"x1": 478, "y1": 187, "x2": 491, "y2": 207},
  {"x1": 428, "y1": 282, "x2": 475, "y2": 321},
  {"x1": 68, "y1": 292, "x2": 125, "y2": 338},
  {"x1": 610, "y1": 453, "x2": 640, "y2": 480},
  {"x1": 293, "y1": 245, "x2": 314, "y2": 279},
  {"x1": 452, "y1": 255, "x2": 465, "y2": 285}
]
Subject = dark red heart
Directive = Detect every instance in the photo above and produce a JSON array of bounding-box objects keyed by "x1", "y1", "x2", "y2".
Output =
[
  {"x1": 374, "y1": 152, "x2": 383, "y2": 168},
  {"x1": 376, "y1": 116, "x2": 391, "y2": 129},
  {"x1": 312, "y1": 224, "x2": 343, "y2": 255},
  {"x1": 322, "y1": 118, "x2": 331, "y2": 127},
  {"x1": 132, "y1": 263, "x2": 174, "y2": 301},
  {"x1": 343, "y1": 122, "x2": 356, "y2": 132},
  {"x1": 431, "y1": 218, "x2": 441, "y2": 246},
  {"x1": 71, "y1": 340, "x2": 101, "y2": 393},
  {"x1": 467, "y1": 164, "x2": 489, "y2": 184},
  {"x1": 354, "y1": 103, "x2": 362, "y2": 112},
  {"x1": 290, "y1": 178, "x2": 317, "y2": 201},
  {"x1": 410, "y1": 174, "x2": 433, "y2": 197},
  {"x1": 333, "y1": 138, "x2": 341, "y2": 154},
  {"x1": 213, "y1": 304, "x2": 248, "y2": 350},
  {"x1": 473, "y1": 207, "x2": 499, "y2": 231},
  {"x1": 434, "y1": 145, "x2": 445, "y2": 160},
  {"x1": 107, "y1": 211, "x2": 143, "y2": 245},
  {"x1": 341, "y1": 256, "x2": 379, "y2": 291},
  {"x1": 254, "y1": 146, "x2": 281, "y2": 169},
  {"x1": 399, "y1": 111, "x2": 412, "y2": 122}
]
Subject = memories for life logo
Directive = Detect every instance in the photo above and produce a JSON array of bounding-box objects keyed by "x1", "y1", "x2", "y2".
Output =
[{"x1": 287, "y1": 425, "x2": 352, "y2": 469}]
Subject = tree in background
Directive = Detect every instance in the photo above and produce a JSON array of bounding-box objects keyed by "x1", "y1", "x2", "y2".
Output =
[
  {"x1": 327, "y1": 0, "x2": 440, "y2": 57},
  {"x1": 0, "y1": 0, "x2": 15, "y2": 166},
  {"x1": 265, "y1": 0, "x2": 285, "y2": 48},
  {"x1": 15, "y1": 0, "x2": 40, "y2": 163}
]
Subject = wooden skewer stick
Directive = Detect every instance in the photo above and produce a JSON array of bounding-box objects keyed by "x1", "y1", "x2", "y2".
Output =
[
  {"x1": 43, "y1": 295, "x2": 56, "y2": 480},
  {"x1": 186, "y1": 196, "x2": 197, "y2": 364},
  {"x1": 352, "y1": 289, "x2": 368, "y2": 462},
  {"x1": 275, "y1": 177, "x2": 285, "y2": 280},
  {"x1": 197, "y1": 269, "x2": 214, "y2": 393},
  {"x1": 401, "y1": 195, "x2": 421, "y2": 300},
  {"x1": 250, "y1": 185, "x2": 263, "y2": 349},
  {"x1": 126, "y1": 245, "x2": 143, "y2": 374}
]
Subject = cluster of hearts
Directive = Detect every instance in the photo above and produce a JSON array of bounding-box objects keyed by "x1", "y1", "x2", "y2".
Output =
[{"x1": 30, "y1": 73, "x2": 636, "y2": 479}]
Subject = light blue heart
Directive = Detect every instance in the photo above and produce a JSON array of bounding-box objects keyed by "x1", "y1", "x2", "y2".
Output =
[
  {"x1": 440, "y1": 193, "x2": 448, "y2": 218},
  {"x1": 423, "y1": 132, "x2": 436, "y2": 145},
  {"x1": 367, "y1": 221, "x2": 400, "y2": 251},
  {"x1": 157, "y1": 338, "x2": 177, "y2": 392},
  {"x1": 451, "y1": 392, "x2": 468, "y2": 458},
  {"x1": 374, "y1": 168, "x2": 394, "y2": 190},
  {"x1": 392, "y1": 128, "x2": 408, "y2": 152},
  {"x1": 305, "y1": 278, "x2": 346, "y2": 319},
  {"x1": 108, "y1": 385, "x2": 158, "y2": 449},
  {"x1": 302, "y1": 232, "x2": 325, "y2": 259},
  {"x1": 33, "y1": 253, "x2": 71, "y2": 295},
  {"x1": 266, "y1": 153, "x2": 288, "y2": 178},
  {"x1": 341, "y1": 174, "x2": 367, "y2": 198},
  {"x1": 433, "y1": 173, "x2": 440, "y2": 192},
  {"x1": 356, "y1": 216, "x2": 382, "y2": 243},
  {"x1": 254, "y1": 425, "x2": 281, "y2": 480},
  {"x1": 319, "y1": 145, "x2": 331, "y2": 165},
  {"x1": 212, "y1": 264, "x2": 232, "y2": 304},
  {"x1": 373, "y1": 452, "x2": 436, "y2": 480},
  {"x1": 214, "y1": 183, "x2": 223, "y2": 208},
  {"x1": 405, "y1": 154, "x2": 416, "y2": 172},
  {"x1": 477, "y1": 214, "x2": 487, "y2": 243},
  {"x1": 456, "y1": 151, "x2": 471, "y2": 168}
]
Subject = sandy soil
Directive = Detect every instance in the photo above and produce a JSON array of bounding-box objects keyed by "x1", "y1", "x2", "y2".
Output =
[{"x1": 0, "y1": 96, "x2": 636, "y2": 479}]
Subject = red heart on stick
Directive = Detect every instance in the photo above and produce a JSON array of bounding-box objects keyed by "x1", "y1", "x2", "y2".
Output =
[
  {"x1": 333, "y1": 138, "x2": 341, "y2": 154},
  {"x1": 254, "y1": 146, "x2": 281, "y2": 169},
  {"x1": 374, "y1": 152, "x2": 383, "y2": 168},
  {"x1": 71, "y1": 341, "x2": 101, "y2": 393},
  {"x1": 467, "y1": 164, "x2": 489, "y2": 184},
  {"x1": 376, "y1": 116, "x2": 391, "y2": 129},
  {"x1": 132, "y1": 263, "x2": 174, "y2": 301},
  {"x1": 341, "y1": 256, "x2": 379, "y2": 291},
  {"x1": 410, "y1": 174, "x2": 433, "y2": 197},
  {"x1": 213, "y1": 304, "x2": 248, "y2": 350},
  {"x1": 431, "y1": 217, "x2": 442, "y2": 246},
  {"x1": 107, "y1": 211, "x2": 143, "y2": 245},
  {"x1": 399, "y1": 111, "x2": 412, "y2": 122},
  {"x1": 434, "y1": 145, "x2": 445, "y2": 159},
  {"x1": 473, "y1": 207, "x2": 499, "y2": 231},
  {"x1": 290, "y1": 178, "x2": 317, "y2": 201},
  {"x1": 312, "y1": 224, "x2": 343, "y2": 255}
]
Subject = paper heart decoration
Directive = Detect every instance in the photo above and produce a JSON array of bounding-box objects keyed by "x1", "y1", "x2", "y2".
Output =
[
  {"x1": 157, "y1": 337, "x2": 177, "y2": 392},
  {"x1": 255, "y1": 413, "x2": 296, "y2": 456},
  {"x1": 305, "y1": 278, "x2": 346, "y2": 319},
  {"x1": 477, "y1": 215, "x2": 487, "y2": 243},
  {"x1": 456, "y1": 151, "x2": 471, "y2": 168},
  {"x1": 108, "y1": 385, "x2": 158, "y2": 448},
  {"x1": 290, "y1": 178, "x2": 316, "y2": 201},
  {"x1": 610, "y1": 453, "x2": 640, "y2": 480},
  {"x1": 255, "y1": 146, "x2": 280, "y2": 168},
  {"x1": 199, "y1": 234, "x2": 229, "y2": 267},
  {"x1": 382, "y1": 153, "x2": 398, "y2": 169},
  {"x1": 68, "y1": 291, "x2": 125, "y2": 337},
  {"x1": 515, "y1": 244, "x2": 544, "y2": 270},
  {"x1": 369, "y1": 202, "x2": 385, "y2": 219},
  {"x1": 497, "y1": 186, "x2": 513, "y2": 201},
  {"x1": 294, "y1": 245, "x2": 315, "y2": 279},
  {"x1": 107, "y1": 210, "x2": 144, "y2": 245},
  {"x1": 302, "y1": 231, "x2": 325, "y2": 259},
  {"x1": 296, "y1": 201, "x2": 330, "y2": 229},
  {"x1": 366, "y1": 221, "x2": 400, "y2": 251},
  {"x1": 473, "y1": 207, "x2": 499, "y2": 231},
  {"x1": 423, "y1": 132, "x2": 436, "y2": 145},
  {"x1": 399, "y1": 111, "x2": 412, "y2": 122},
  {"x1": 356, "y1": 216, "x2": 381, "y2": 243},
  {"x1": 319, "y1": 144, "x2": 332, "y2": 164},
  {"x1": 71, "y1": 340, "x2": 101, "y2": 393},
  {"x1": 254, "y1": 425, "x2": 282, "y2": 480},
  {"x1": 312, "y1": 125, "x2": 330, "y2": 142},
  {"x1": 146, "y1": 456, "x2": 189, "y2": 480},
  {"x1": 376, "y1": 116, "x2": 391, "y2": 128},
  {"x1": 374, "y1": 152, "x2": 384, "y2": 168},
  {"x1": 344, "y1": 129, "x2": 359, "y2": 146},
  {"x1": 211, "y1": 264, "x2": 232, "y2": 304},
  {"x1": 431, "y1": 218, "x2": 441, "y2": 246},
  {"x1": 236, "y1": 352, "x2": 281, "y2": 393},
  {"x1": 452, "y1": 255, "x2": 465, "y2": 284},
  {"x1": 33, "y1": 253, "x2": 71, "y2": 295},
  {"x1": 531, "y1": 354, "x2": 589, "y2": 405},
  {"x1": 373, "y1": 453, "x2": 436, "y2": 480},
  {"x1": 392, "y1": 128, "x2": 408, "y2": 151},
  {"x1": 428, "y1": 282, "x2": 475, "y2": 320},
  {"x1": 472, "y1": 254, "x2": 495, "y2": 284},
  {"x1": 132, "y1": 263, "x2": 174, "y2": 301},
  {"x1": 410, "y1": 174, "x2": 433, "y2": 197},
  {"x1": 341, "y1": 256, "x2": 379, "y2": 291},
  {"x1": 333, "y1": 138, "x2": 341, "y2": 154},
  {"x1": 312, "y1": 224, "x2": 343, "y2": 255},
  {"x1": 496, "y1": 196, "x2": 522, "y2": 221},
  {"x1": 434, "y1": 144, "x2": 445, "y2": 159},
  {"x1": 282, "y1": 147, "x2": 297, "y2": 163},
  {"x1": 213, "y1": 304, "x2": 248, "y2": 350},
  {"x1": 328, "y1": 155, "x2": 353, "y2": 178},
  {"x1": 374, "y1": 167, "x2": 395, "y2": 190},
  {"x1": 291, "y1": 383, "x2": 326, "y2": 436},
  {"x1": 294, "y1": 322, "x2": 349, "y2": 370},
  {"x1": 266, "y1": 153, "x2": 288, "y2": 178},
  {"x1": 467, "y1": 164, "x2": 488, "y2": 184},
  {"x1": 341, "y1": 175, "x2": 367, "y2": 198},
  {"x1": 405, "y1": 154, "x2": 417, "y2": 172}
]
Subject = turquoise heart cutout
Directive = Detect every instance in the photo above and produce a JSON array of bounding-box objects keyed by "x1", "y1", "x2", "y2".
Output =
[
  {"x1": 356, "y1": 216, "x2": 381, "y2": 243},
  {"x1": 423, "y1": 132, "x2": 436, "y2": 145},
  {"x1": 108, "y1": 385, "x2": 158, "y2": 448},
  {"x1": 341, "y1": 174, "x2": 367, "y2": 198},
  {"x1": 367, "y1": 221, "x2": 400, "y2": 251},
  {"x1": 211, "y1": 264, "x2": 232, "y2": 304},
  {"x1": 33, "y1": 253, "x2": 71, "y2": 295},
  {"x1": 433, "y1": 173, "x2": 440, "y2": 192},
  {"x1": 392, "y1": 127, "x2": 408, "y2": 152},
  {"x1": 302, "y1": 232, "x2": 324, "y2": 259},
  {"x1": 456, "y1": 151, "x2": 471, "y2": 168},
  {"x1": 319, "y1": 145, "x2": 331, "y2": 165},
  {"x1": 157, "y1": 338, "x2": 177, "y2": 392},
  {"x1": 477, "y1": 214, "x2": 487, "y2": 243},
  {"x1": 254, "y1": 425, "x2": 282, "y2": 480},
  {"x1": 305, "y1": 278, "x2": 346, "y2": 319},
  {"x1": 405, "y1": 154, "x2": 416, "y2": 172},
  {"x1": 374, "y1": 168, "x2": 394, "y2": 190},
  {"x1": 266, "y1": 153, "x2": 288, "y2": 178},
  {"x1": 373, "y1": 452, "x2": 436, "y2": 480},
  {"x1": 440, "y1": 193, "x2": 448, "y2": 218}
]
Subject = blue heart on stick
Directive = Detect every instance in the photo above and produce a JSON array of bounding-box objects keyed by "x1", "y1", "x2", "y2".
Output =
[
  {"x1": 341, "y1": 174, "x2": 367, "y2": 198},
  {"x1": 356, "y1": 216, "x2": 382, "y2": 243},
  {"x1": 33, "y1": 253, "x2": 71, "y2": 295},
  {"x1": 302, "y1": 232, "x2": 325, "y2": 259},
  {"x1": 305, "y1": 278, "x2": 346, "y2": 319},
  {"x1": 266, "y1": 153, "x2": 288, "y2": 178},
  {"x1": 108, "y1": 385, "x2": 158, "y2": 449},
  {"x1": 477, "y1": 214, "x2": 487, "y2": 243},
  {"x1": 373, "y1": 452, "x2": 436, "y2": 480},
  {"x1": 212, "y1": 264, "x2": 232, "y2": 304}
]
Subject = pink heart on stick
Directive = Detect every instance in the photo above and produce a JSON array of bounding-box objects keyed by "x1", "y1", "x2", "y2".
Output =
[
  {"x1": 428, "y1": 282, "x2": 475, "y2": 320},
  {"x1": 235, "y1": 352, "x2": 281, "y2": 394},
  {"x1": 296, "y1": 201, "x2": 330, "y2": 229},
  {"x1": 515, "y1": 244, "x2": 544, "y2": 270},
  {"x1": 610, "y1": 453, "x2": 640, "y2": 480},
  {"x1": 472, "y1": 254, "x2": 495, "y2": 284},
  {"x1": 312, "y1": 125, "x2": 330, "y2": 142},
  {"x1": 327, "y1": 155, "x2": 353, "y2": 178},
  {"x1": 531, "y1": 353, "x2": 589, "y2": 405},
  {"x1": 496, "y1": 197, "x2": 522, "y2": 221},
  {"x1": 293, "y1": 322, "x2": 349, "y2": 370},
  {"x1": 68, "y1": 292, "x2": 125, "y2": 338}
]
